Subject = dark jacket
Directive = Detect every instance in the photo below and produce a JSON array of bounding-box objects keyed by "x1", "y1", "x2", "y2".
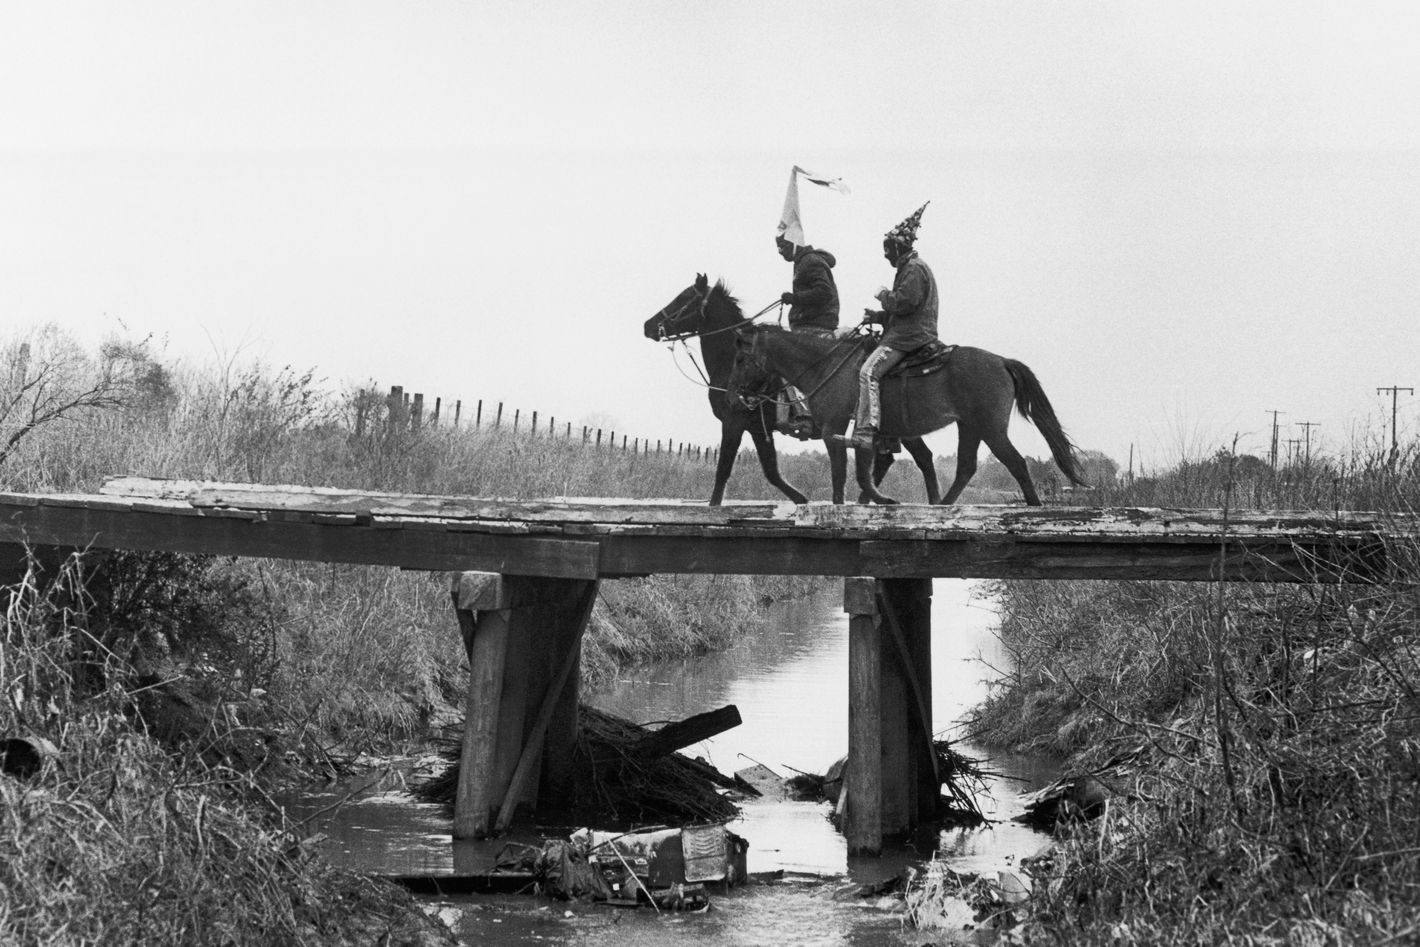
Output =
[
  {"x1": 785, "y1": 247, "x2": 840, "y2": 332},
  {"x1": 877, "y1": 251, "x2": 938, "y2": 352}
]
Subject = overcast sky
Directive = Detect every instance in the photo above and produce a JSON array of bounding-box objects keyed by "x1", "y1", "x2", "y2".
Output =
[{"x1": 4, "y1": 1, "x2": 1418, "y2": 476}]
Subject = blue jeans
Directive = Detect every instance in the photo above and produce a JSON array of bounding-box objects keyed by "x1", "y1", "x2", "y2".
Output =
[{"x1": 856, "y1": 346, "x2": 905, "y2": 430}]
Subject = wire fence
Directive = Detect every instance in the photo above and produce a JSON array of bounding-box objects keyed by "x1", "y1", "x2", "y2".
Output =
[{"x1": 360, "y1": 385, "x2": 722, "y2": 464}]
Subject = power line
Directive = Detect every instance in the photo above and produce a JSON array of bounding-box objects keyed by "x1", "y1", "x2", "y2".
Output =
[
  {"x1": 1377, "y1": 385, "x2": 1413, "y2": 452},
  {"x1": 1295, "y1": 421, "x2": 1320, "y2": 468},
  {"x1": 1265, "y1": 409, "x2": 1284, "y2": 469}
]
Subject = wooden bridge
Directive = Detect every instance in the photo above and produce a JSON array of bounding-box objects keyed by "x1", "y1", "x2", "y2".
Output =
[{"x1": 1, "y1": 477, "x2": 1409, "y2": 856}]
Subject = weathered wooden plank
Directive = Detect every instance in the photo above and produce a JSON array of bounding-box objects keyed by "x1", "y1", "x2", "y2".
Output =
[
  {"x1": 597, "y1": 535, "x2": 867, "y2": 576},
  {"x1": 34, "y1": 494, "x2": 135, "y2": 513},
  {"x1": 93, "y1": 479, "x2": 1409, "y2": 541},
  {"x1": 631, "y1": 705, "x2": 742, "y2": 759},
  {"x1": 455, "y1": 605, "x2": 509, "y2": 839},
  {"x1": 859, "y1": 538, "x2": 1387, "y2": 582},
  {"x1": 0, "y1": 499, "x2": 602, "y2": 579},
  {"x1": 843, "y1": 576, "x2": 878, "y2": 615},
  {"x1": 3, "y1": 484, "x2": 1409, "y2": 581}
]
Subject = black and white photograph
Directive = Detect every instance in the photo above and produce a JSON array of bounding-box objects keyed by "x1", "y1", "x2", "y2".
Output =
[{"x1": 3, "y1": 3, "x2": 1419, "y2": 944}]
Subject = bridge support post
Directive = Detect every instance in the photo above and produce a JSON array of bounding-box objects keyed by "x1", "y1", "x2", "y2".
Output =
[
  {"x1": 844, "y1": 577, "x2": 883, "y2": 856},
  {"x1": 450, "y1": 572, "x2": 598, "y2": 839},
  {"x1": 843, "y1": 576, "x2": 935, "y2": 856},
  {"x1": 883, "y1": 577, "x2": 936, "y2": 826}
]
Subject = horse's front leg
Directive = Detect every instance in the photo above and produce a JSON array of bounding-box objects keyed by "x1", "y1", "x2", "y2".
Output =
[
  {"x1": 710, "y1": 419, "x2": 747, "y2": 506},
  {"x1": 748, "y1": 428, "x2": 809, "y2": 505}
]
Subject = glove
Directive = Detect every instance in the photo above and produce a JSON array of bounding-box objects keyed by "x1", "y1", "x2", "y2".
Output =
[{"x1": 780, "y1": 292, "x2": 796, "y2": 305}]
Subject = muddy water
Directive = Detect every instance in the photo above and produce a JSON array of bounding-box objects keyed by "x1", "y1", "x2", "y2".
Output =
[{"x1": 286, "y1": 580, "x2": 1058, "y2": 946}]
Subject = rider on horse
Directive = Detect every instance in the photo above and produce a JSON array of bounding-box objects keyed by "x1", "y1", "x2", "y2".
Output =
[
  {"x1": 845, "y1": 202, "x2": 939, "y2": 450},
  {"x1": 776, "y1": 236, "x2": 839, "y2": 338},
  {"x1": 775, "y1": 170, "x2": 842, "y2": 438}
]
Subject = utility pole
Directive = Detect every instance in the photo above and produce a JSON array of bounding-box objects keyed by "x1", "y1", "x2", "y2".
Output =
[
  {"x1": 1376, "y1": 386, "x2": 1413, "y2": 453},
  {"x1": 1265, "y1": 409, "x2": 1284, "y2": 469},
  {"x1": 1296, "y1": 421, "x2": 1320, "y2": 469},
  {"x1": 1285, "y1": 438, "x2": 1302, "y2": 466}
]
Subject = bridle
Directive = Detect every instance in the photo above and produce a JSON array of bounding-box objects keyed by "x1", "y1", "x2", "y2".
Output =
[
  {"x1": 652, "y1": 285, "x2": 712, "y2": 342},
  {"x1": 734, "y1": 324, "x2": 869, "y2": 409},
  {"x1": 654, "y1": 283, "x2": 781, "y2": 343},
  {"x1": 653, "y1": 282, "x2": 784, "y2": 396}
]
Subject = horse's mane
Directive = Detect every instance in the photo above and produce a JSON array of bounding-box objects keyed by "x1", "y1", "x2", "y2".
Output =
[{"x1": 709, "y1": 279, "x2": 747, "y2": 322}]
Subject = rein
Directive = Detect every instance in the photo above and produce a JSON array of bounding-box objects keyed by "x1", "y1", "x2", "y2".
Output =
[
  {"x1": 656, "y1": 295, "x2": 781, "y2": 343},
  {"x1": 742, "y1": 327, "x2": 868, "y2": 406},
  {"x1": 656, "y1": 290, "x2": 783, "y2": 394}
]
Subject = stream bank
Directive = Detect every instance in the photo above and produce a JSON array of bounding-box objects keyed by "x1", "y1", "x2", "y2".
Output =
[{"x1": 283, "y1": 580, "x2": 1061, "y2": 945}]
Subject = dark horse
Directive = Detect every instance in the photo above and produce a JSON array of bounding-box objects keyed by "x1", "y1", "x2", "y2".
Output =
[
  {"x1": 731, "y1": 324, "x2": 1088, "y2": 505},
  {"x1": 644, "y1": 274, "x2": 942, "y2": 505}
]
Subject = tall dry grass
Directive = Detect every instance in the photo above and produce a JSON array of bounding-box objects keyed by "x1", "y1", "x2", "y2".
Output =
[
  {"x1": 1, "y1": 338, "x2": 829, "y2": 753},
  {"x1": 0, "y1": 563, "x2": 455, "y2": 946},
  {"x1": 967, "y1": 441, "x2": 1420, "y2": 944}
]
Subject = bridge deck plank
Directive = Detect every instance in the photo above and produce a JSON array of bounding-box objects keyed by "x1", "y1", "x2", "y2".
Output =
[{"x1": 0, "y1": 477, "x2": 1407, "y2": 581}]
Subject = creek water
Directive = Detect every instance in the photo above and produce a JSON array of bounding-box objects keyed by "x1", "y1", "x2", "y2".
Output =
[{"x1": 283, "y1": 580, "x2": 1059, "y2": 946}]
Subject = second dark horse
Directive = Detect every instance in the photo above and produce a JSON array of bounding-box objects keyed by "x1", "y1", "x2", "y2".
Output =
[{"x1": 644, "y1": 274, "x2": 942, "y2": 505}]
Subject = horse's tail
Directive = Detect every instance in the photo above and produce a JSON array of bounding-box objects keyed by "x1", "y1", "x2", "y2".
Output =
[{"x1": 1004, "y1": 359, "x2": 1090, "y2": 487}]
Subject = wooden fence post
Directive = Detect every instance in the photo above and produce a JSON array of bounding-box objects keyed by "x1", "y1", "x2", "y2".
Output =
[
  {"x1": 476, "y1": 399, "x2": 483, "y2": 428},
  {"x1": 495, "y1": 402, "x2": 504, "y2": 429},
  {"x1": 411, "y1": 393, "x2": 424, "y2": 431},
  {"x1": 387, "y1": 386, "x2": 406, "y2": 433}
]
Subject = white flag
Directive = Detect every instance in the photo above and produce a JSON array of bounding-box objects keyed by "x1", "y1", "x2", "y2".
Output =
[{"x1": 777, "y1": 165, "x2": 849, "y2": 246}]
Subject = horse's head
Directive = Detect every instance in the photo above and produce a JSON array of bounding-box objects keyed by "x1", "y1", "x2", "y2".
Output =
[
  {"x1": 726, "y1": 325, "x2": 776, "y2": 409},
  {"x1": 644, "y1": 273, "x2": 712, "y2": 342}
]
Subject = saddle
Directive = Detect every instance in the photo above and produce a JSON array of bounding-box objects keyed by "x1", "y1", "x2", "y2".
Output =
[{"x1": 857, "y1": 338, "x2": 956, "y2": 378}]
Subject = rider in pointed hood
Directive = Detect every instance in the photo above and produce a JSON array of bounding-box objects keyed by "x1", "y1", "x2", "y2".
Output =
[
  {"x1": 774, "y1": 172, "x2": 844, "y2": 437},
  {"x1": 846, "y1": 202, "x2": 939, "y2": 449},
  {"x1": 776, "y1": 236, "x2": 840, "y2": 337}
]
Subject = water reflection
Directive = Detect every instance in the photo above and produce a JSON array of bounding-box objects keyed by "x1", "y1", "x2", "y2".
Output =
[{"x1": 588, "y1": 579, "x2": 1057, "y2": 879}]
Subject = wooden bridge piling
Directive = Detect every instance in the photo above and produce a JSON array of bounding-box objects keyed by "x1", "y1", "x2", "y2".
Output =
[
  {"x1": 450, "y1": 572, "x2": 597, "y2": 839},
  {"x1": 844, "y1": 578, "x2": 884, "y2": 855},
  {"x1": 843, "y1": 577, "x2": 937, "y2": 855}
]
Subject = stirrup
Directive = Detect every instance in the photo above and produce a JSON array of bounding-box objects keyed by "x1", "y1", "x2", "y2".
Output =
[{"x1": 831, "y1": 428, "x2": 878, "y2": 450}]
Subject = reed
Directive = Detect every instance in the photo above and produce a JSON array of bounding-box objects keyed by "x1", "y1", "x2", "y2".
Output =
[
  {"x1": 0, "y1": 565, "x2": 455, "y2": 946},
  {"x1": 963, "y1": 439, "x2": 1420, "y2": 945}
]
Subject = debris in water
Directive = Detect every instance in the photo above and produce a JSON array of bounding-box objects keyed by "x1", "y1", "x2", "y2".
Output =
[
  {"x1": 449, "y1": 823, "x2": 748, "y2": 911},
  {"x1": 416, "y1": 704, "x2": 746, "y2": 826}
]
